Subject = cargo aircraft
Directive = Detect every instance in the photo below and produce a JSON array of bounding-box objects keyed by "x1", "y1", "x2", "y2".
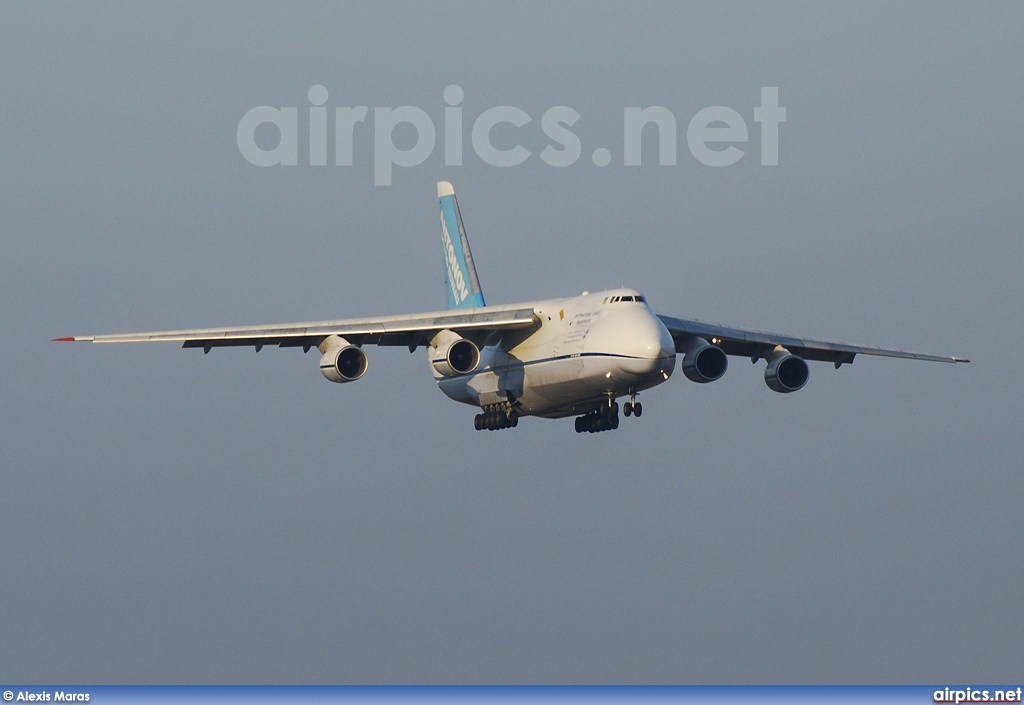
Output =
[{"x1": 56, "y1": 182, "x2": 968, "y2": 433}]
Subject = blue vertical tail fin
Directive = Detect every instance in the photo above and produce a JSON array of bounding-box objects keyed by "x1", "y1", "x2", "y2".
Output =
[{"x1": 438, "y1": 181, "x2": 486, "y2": 309}]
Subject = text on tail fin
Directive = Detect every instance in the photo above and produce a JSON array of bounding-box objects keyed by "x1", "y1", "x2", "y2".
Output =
[{"x1": 438, "y1": 181, "x2": 486, "y2": 309}]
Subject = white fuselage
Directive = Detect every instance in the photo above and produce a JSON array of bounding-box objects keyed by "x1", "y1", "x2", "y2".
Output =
[{"x1": 431, "y1": 288, "x2": 676, "y2": 418}]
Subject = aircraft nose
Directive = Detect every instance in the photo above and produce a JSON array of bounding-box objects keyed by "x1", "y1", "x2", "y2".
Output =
[
  {"x1": 627, "y1": 308, "x2": 674, "y2": 355},
  {"x1": 633, "y1": 324, "x2": 667, "y2": 360},
  {"x1": 586, "y1": 309, "x2": 676, "y2": 377},
  {"x1": 626, "y1": 317, "x2": 675, "y2": 378},
  {"x1": 643, "y1": 321, "x2": 675, "y2": 360},
  {"x1": 636, "y1": 317, "x2": 677, "y2": 368}
]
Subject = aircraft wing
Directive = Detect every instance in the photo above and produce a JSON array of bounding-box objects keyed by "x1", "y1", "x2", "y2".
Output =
[
  {"x1": 656, "y1": 313, "x2": 969, "y2": 367},
  {"x1": 55, "y1": 306, "x2": 539, "y2": 353}
]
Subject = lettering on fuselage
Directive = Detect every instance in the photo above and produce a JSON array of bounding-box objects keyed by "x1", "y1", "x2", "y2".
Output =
[
  {"x1": 440, "y1": 212, "x2": 470, "y2": 305},
  {"x1": 564, "y1": 307, "x2": 600, "y2": 347}
]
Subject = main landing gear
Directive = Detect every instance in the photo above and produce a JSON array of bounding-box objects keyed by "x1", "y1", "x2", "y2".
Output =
[
  {"x1": 474, "y1": 403, "x2": 518, "y2": 431},
  {"x1": 575, "y1": 401, "x2": 619, "y2": 433},
  {"x1": 574, "y1": 393, "x2": 643, "y2": 433}
]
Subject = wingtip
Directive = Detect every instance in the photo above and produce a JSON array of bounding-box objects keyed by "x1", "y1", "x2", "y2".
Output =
[
  {"x1": 437, "y1": 181, "x2": 455, "y2": 198},
  {"x1": 52, "y1": 337, "x2": 76, "y2": 342}
]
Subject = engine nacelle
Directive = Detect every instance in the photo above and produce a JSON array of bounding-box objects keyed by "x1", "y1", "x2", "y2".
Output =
[
  {"x1": 318, "y1": 336, "x2": 368, "y2": 383},
  {"x1": 429, "y1": 330, "x2": 480, "y2": 377},
  {"x1": 764, "y1": 348, "x2": 809, "y2": 393},
  {"x1": 681, "y1": 339, "x2": 728, "y2": 383}
]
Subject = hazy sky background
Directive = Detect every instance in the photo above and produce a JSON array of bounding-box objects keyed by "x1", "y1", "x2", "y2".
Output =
[{"x1": 2, "y1": 1, "x2": 1022, "y2": 684}]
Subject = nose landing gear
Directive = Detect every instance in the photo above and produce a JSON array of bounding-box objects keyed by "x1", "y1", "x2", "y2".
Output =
[{"x1": 622, "y1": 390, "x2": 642, "y2": 418}]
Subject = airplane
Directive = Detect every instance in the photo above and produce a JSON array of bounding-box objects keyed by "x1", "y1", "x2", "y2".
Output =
[{"x1": 54, "y1": 181, "x2": 969, "y2": 433}]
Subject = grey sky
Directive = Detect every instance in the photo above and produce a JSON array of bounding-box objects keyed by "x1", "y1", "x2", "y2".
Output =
[{"x1": 1, "y1": 1, "x2": 1021, "y2": 684}]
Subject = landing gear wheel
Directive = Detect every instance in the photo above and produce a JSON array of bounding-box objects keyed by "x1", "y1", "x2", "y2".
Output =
[
  {"x1": 623, "y1": 402, "x2": 633, "y2": 417},
  {"x1": 633, "y1": 402, "x2": 643, "y2": 418}
]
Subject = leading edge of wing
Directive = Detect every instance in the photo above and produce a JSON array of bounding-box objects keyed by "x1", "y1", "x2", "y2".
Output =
[
  {"x1": 656, "y1": 313, "x2": 970, "y2": 365},
  {"x1": 55, "y1": 306, "x2": 539, "y2": 348}
]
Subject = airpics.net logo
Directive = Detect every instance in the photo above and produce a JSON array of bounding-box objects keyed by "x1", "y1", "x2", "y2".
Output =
[{"x1": 236, "y1": 85, "x2": 786, "y2": 185}]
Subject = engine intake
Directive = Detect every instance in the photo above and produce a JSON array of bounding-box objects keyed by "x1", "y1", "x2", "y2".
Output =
[
  {"x1": 430, "y1": 330, "x2": 480, "y2": 377},
  {"x1": 681, "y1": 339, "x2": 728, "y2": 383},
  {"x1": 318, "y1": 336, "x2": 368, "y2": 383},
  {"x1": 764, "y1": 348, "x2": 809, "y2": 393}
]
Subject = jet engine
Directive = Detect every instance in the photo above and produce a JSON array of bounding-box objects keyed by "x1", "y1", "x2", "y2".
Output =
[
  {"x1": 681, "y1": 338, "x2": 728, "y2": 383},
  {"x1": 429, "y1": 330, "x2": 480, "y2": 377},
  {"x1": 318, "y1": 336, "x2": 368, "y2": 383},
  {"x1": 764, "y1": 347, "x2": 809, "y2": 393}
]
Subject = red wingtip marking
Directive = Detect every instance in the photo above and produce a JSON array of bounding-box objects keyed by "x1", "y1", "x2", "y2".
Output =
[{"x1": 52, "y1": 337, "x2": 76, "y2": 342}]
